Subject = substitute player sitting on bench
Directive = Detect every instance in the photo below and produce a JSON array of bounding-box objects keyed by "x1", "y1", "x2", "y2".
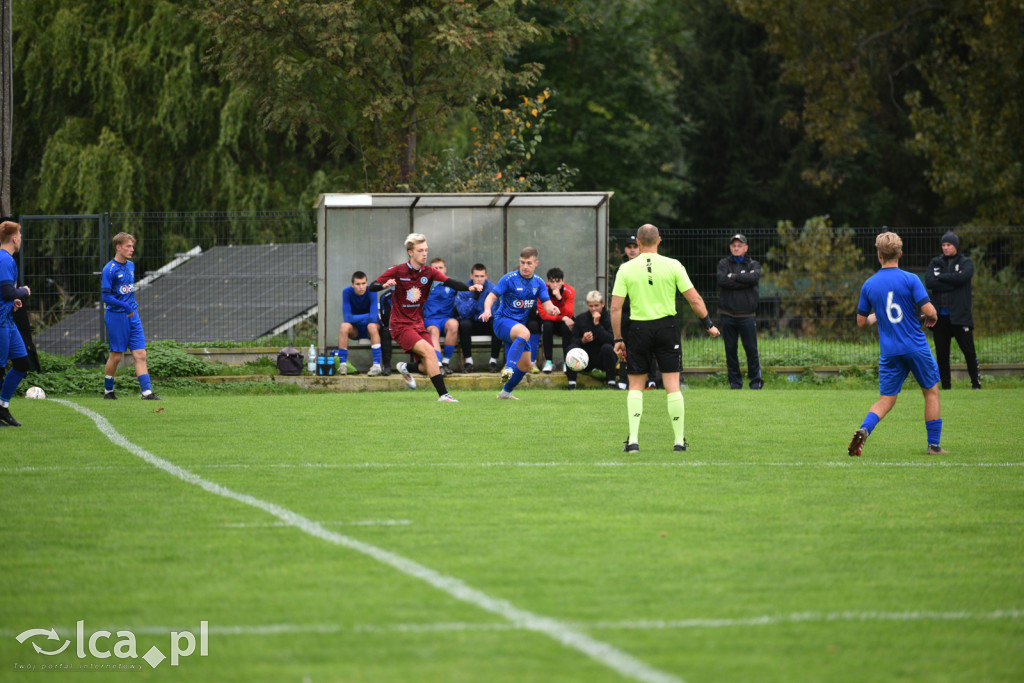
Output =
[{"x1": 337, "y1": 271, "x2": 382, "y2": 376}]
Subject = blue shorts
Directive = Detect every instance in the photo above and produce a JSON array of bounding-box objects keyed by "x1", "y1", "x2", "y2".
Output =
[
  {"x1": 106, "y1": 310, "x2": 146, "y2": 353},
  {"x1": 424, "y1": 316, "x2": 453, "y2": 332},
  {"x1": 492, "y1": 315, "x2": 527, "y2": 345},
  {"x1": 0, "y1": 320, "x2": 27, "y2": 362},
  {"x1": 347, "y1": 322, "x2": 372, "y2": 340},
  {"x1": 878, "y1": 348, "x2": 940, "y2": 395}
]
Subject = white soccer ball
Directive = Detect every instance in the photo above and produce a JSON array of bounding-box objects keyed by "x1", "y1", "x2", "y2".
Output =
[
  {"x1": 565, "y1": 347, "x2": 589, "y2": 372},
  {"x1": 25, "y1": 386, "x2": 46, "y2": 400}
]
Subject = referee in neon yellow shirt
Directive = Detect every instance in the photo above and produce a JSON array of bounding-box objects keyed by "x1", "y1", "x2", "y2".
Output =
[{"x1": 611, "y1": 224, "x2": 720, "y2": 453}]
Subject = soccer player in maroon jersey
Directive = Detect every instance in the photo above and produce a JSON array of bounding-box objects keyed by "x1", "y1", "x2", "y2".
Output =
[{"x1": 370, "y1": 233, "x2": 481, "y2": 402}]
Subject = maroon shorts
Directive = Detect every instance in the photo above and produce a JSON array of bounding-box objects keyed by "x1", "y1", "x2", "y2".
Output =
[{"x1": 391, "y1": 324, "x2": 432, "y2": 355}]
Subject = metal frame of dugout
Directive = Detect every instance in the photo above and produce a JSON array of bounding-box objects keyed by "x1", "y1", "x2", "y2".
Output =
[{"x1": 315, "y1": 192, "x2": 612, "y2": 354}]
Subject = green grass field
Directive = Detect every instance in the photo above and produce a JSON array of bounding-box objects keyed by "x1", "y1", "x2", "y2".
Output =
[{"x1": 2, "y1": 388, "x2": 1023, "y2": 682}]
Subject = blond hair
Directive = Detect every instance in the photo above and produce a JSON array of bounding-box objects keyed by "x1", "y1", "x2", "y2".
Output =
[
  {"x1": 875, "y1": 231, "x2": 903, "y2": 261},
  {"x1": 404, "y1": 233, "x2": 427, "y2": 251},
  {"x1": 586, "y1": 290, "x2": 604, "y2": 304},
  {"x1": 112, "y1": 232, "x2": 136, "y2": 247},
  {"x1": 0, "y1": 221, "x2": 20, "y2": 244}
]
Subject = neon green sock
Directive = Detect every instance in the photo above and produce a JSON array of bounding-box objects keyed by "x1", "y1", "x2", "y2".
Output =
[
  {"x1": 627, "y1": 390, "x2": 644, "y2": 444},
  {"x1": 666, "y1": 391, "x2": 685, "y2": 444}
]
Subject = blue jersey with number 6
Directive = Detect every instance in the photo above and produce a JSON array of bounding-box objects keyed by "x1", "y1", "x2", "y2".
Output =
[{"x1": 857, "y1": 267, "x2": 931, "y2": 356}]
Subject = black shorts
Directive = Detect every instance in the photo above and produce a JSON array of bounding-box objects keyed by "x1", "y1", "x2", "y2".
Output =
[{"x1": 626, "y1": 317, "x2": 681, "y2": 375}]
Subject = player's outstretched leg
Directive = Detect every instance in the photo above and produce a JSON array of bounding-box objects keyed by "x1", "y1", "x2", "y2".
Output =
[{"x1": 396, "y1": 362, "x2": 417, "y2": 390}]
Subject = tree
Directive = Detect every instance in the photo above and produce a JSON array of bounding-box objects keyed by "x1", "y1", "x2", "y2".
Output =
[
  {"x1": 669, "y1": 0, "x2": 824, "y2": 230},
  {"x1": 417, "y1": 89, "x2": 577, "y2": 192},
  {"x1": 512, "y1": 0, "x2": 691, "y2": 231},
  {"x1": 1, "y1": 0, "x2": 10, "y2": 216},
  {"x1": 728, "y1": 0, "x2": 1023, "y2": 228},
  {"x1": 906, "y1": 0, "x2": 1024, "y2": 227},
  {"x1": 195, "y1": 0, "x2": 552, "y2": 191},
  {"x1": 12, "y1": 0, "x2": 344, "y2": 214},
  {"x1": 762, "y1": 215, "x2": 872, "y2": 338}
]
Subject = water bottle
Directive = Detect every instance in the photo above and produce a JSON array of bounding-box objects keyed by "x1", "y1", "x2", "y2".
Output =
[
  {"x1": 307, "y1": 344, "x2": 316, "y2": 373},
  {"x1": 317, "y1": 355, "x2": 326, "y2": 376}
]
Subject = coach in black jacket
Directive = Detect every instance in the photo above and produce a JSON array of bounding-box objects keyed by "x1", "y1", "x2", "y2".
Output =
[
  {"x1": 925, "y1": 231, "x2": 980, "y2": 390},
  {"x1": 717, "y1": 234, "x2": 763, "y2": 389}
]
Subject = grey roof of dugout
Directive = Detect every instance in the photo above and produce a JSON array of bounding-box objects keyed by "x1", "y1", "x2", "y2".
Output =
[{"x1": 35, "y1": 243, "x2": 316, "y2": 354}]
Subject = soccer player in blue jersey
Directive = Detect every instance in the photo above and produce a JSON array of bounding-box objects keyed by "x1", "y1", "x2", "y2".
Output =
[
  {"x1": 337, "y1": 271, "x2": 382, "y2": 376},
  {"x1": 848, "y1": 231, "x2": 945, "y2": 456},
  {"x1": 0, "y1": 221, "x2": 31, "y2": 426},
  {"x1": 480, "y1": 247, "x2": 561, "y2": 399},
  {"x1": 422, "y1": 257, "x2": 459, "y2": 375},
  {"x1": 101, "y1": 232, "x2": 161, "y2": 400}
]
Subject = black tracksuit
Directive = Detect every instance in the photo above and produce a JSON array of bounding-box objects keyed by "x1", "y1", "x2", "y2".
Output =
[
  {"x1": 567, "y1": 309, "x2": 617, "y2": 383},
  {"x1": 716, "y1": 255, "x2": 763, "y2": 389},
  {"x1": 925, "y1": 252, "x2": 980, "y2": 389}
]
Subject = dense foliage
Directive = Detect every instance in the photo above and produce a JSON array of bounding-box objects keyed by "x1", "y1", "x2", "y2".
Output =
[
  {"x1": 9, "y1": 0, "x2": 1022, "y2": 230},
  {"x1": 12, "y1": 0, "x2": 344, "y2": 213},
  {"x1": 728, "y1": 0, "x2": 1023, "y2": 229}
]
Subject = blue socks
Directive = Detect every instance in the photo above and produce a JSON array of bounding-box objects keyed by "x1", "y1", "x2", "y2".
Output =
[
  {"x1": 1, "y1": 369, "x2": 26, "y2": 402},
  {"x1": 371, "y1": 344, "x2": 381, "y2": 366},
  {"x1": 529, "y1": 335, "x2": 540, "y2": 363},
  {"x1": 443, "y1": 344, "x2": 454, "y2": 364},
  {"x1": 503, "y1": 366, "x2": 527, "y2": 393},
  {"x1": 507, "y1": 337, "x2": 529, "y2": 367},
  {"x1": 860, "y1": 411, "x2": 881, "y2": 434},
  {"x1": 861, "y1": 412, "x2": 942, "y2": 447},
  {"x1": 104, "y1": 375, "x2": 115, "y2": 392},
  {"x1": 338, "y1": 348, "x2": 348, "y2": 365},
  {"x1": 138, "y1": 373, "x2": 152, "y2": 393}
]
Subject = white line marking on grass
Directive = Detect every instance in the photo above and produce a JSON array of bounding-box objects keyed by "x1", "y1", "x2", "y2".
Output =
[
  {"x1": 586, "y1": 608, "x2": 1024, "y2": 630},
  {"x1": 221, "y1": 520, "x2": 412, "y2": 528},
  {"x1": 5, "y1": 461, "x2": 1023, "y2": 474},
  {"x1": 53, "y1": 400, "x2": 684, "y2": 683},
  {"x1": 6, "y1": 608, "x2": 1020, "y2": 640}
]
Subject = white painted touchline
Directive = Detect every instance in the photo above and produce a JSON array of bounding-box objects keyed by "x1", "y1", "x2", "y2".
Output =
[
  {"x1": 5, "y1": 460, "x2": 1023, "y2": 474},
  {"x1": 3, "y1": 608, "x2": 1019, "y2": 639},
  {"x1": 221, "y1": 520, "x2": 412, "y2": 528},
  {"x1": 53, "y1": 400, "x2": 684, "y2": 683}
]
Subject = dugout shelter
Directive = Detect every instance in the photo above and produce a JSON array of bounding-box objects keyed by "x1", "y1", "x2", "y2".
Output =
[{"x1": 315, "y1": 193, "x2": 612, "y2": 352}]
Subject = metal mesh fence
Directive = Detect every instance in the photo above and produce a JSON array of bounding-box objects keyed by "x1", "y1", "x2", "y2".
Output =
[
  {"x1": 20, "y1": 211, "x2": 316, "y2": 356},
  {"x1": 16, "y1": 211, "x2": 1023, "y2": 363},
  {"x1": 609, "y1": 224, "x2": 1024, "y2": 364}
]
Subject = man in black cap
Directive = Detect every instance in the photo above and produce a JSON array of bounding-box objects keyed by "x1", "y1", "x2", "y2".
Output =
[
  {"x1": 925, "y1": 231, "x2": 980, "y2": 389},
  {"x1": 716, "y1": 233, "x2": 763, "y2": 389}
]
